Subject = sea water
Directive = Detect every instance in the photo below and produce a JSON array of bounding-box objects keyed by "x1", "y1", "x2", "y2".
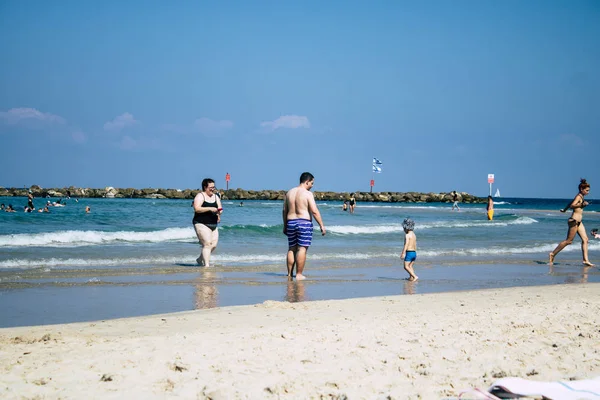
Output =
[{"x1": 1, "y1": 196, "x2": 599, "y2": 326}]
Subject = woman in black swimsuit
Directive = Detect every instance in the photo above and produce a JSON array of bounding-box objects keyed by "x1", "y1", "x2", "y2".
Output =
[
  {"x1": 192, "y1": 178, "x2": 223, "y2": 267},
  {"x1": 549, "y1": 179, "x2": 593, "y2": 266}
]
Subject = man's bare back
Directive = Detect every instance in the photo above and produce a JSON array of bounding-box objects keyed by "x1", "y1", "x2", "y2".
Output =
[{"x1": 285, "y1": 186, "x2": 313, "y2": 220}]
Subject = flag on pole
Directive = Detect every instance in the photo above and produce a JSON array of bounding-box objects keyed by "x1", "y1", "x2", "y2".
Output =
[
  {"x1": 373, "y1": 157, "x2": 383, "y2": 165},
  {"x1": 373, "y1": 165, "x2": 382, "y2": 173}
]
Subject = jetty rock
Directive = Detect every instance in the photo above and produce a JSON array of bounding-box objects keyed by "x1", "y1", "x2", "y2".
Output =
[{"x1": 0, "y1": 186, "x2": 485, "y2": 203}]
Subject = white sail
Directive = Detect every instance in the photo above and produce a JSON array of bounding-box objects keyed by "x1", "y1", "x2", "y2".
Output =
[{"x1": 494, "y1": 188, "x2": 500, "y2": 197}]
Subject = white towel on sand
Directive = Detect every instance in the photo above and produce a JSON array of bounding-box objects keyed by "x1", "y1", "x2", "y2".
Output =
[{"x1": 487, "y1": 376, "x2": 600, "y2": 399}]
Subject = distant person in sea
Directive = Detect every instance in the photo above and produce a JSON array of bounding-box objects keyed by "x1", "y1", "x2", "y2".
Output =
[
  {"x1": 27, "y1": 191, "x2": 34, "y2": 210},
  {"x1": 192, "y1": 178, "x2": 223, "y2": 267},
  {"x1": 85, "y1": 206, "x2": 91, "y2": 213},
  {"x1": 349, "y1": 194, "x2": 356, "y2": 214},
  {"x1": 239, "y1": 201, "x2": 244, "y2": 207},
  {"x1": 342, "y1": 200, "x2": 348, "y2": 212},
  {"x1": 283, "y1": 172, "x2": 326, "y2": 280},
  {"x1": 5, "y1": 204, "x2": 16, "y2": 212},
  {"x1": 401, "y1": 218, "x2": 418, "y2": 282},
  {"x1": 549, "y1": 178, "x2": 594, "y2": 267},
  {"x1": 0, "y1": 203, "x2": 4, "y2": 211},
  {"x1": 486, "y1": 195, "x2": 494, "y2": 221},
  {"x1": 591, "y1": 229, "x2": 599, "y2": 239},
  {"x1": 451, "y1": 191, "x2": 460, "y2": 211}
]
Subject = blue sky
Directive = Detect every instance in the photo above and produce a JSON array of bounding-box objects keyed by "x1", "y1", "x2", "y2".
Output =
[{"x1": 1, "y1": 1, "x2": 598, "y2": 198}]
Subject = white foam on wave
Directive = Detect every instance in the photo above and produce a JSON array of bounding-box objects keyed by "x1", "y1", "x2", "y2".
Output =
[
  {"x1": 420, "y1": 216, "x2": 537, "y2": 229},
  {"x1": 328, "y1": 216, "x2": 538, "y2": 234},
  {"x1": 357, "y1": 204, "x2": 450, "y2": 210},
  {"x1": 327, "y1": 225, "x2": 405, "y2": 234},
  {"x1": 0, "y1": 252, "x2": 393, "y2": 269},
  {"x1": 0, "y1": 256, "x2": 188, "y2": 269},
  {"x1": 1, "y1": 240, "x2": 597, "y2": 269},
  {"x1": 421, "y1": 241, "x2": 600, "y2": 257},
  {"x1": 0, "y1": 227, "x2": 196, "y2": 248}
]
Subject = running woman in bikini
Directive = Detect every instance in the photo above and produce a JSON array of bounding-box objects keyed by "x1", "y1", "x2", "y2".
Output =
[
  {"x1": 283, "y1": 172, "x2": 326, "y2": 280},
  {"x1": 549, "y1": 178, "x2": 594, "y2": 266}
]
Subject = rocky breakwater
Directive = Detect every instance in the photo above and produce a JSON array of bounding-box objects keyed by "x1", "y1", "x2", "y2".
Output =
[{"x1": 0, "y1": 186, "x2": 484, "y2": 204}]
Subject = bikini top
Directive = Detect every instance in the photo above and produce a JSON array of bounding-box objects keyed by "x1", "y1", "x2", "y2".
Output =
[{"x1": 571, "y1": 194, "x2": 586, "y2": 209}]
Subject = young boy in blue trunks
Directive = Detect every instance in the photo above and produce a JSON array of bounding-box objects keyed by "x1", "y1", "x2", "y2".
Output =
[{"x1": 401, "y1": 218, "x2": 418, "y2": 281}]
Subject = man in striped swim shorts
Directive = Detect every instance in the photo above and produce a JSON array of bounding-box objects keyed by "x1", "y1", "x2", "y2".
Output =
[{"x1": 283, "y1": 172, "x2": 326, "y2": 280}]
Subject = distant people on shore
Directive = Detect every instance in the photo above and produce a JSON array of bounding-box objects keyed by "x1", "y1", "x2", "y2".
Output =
[
  {"x1": 486, "y1": 195, "x2": 494, "y2": 220},
  {"x1": 591, "y1": 229, "x2": 599, "y2": 239},
  {"x1": 452, "y1": 191, "x2": 460, "y2": 211},
  {"x1": 401, "y1": 218, "x2": 418, "y2": 282},
  {"x1": 192, "y1": 178, "x2": 223, "y2": 267},
  {"x1": 283, "y1": 172, "x2": 326, "y2": 281},
  {"x1": 549, "y1": 178, "x2": 594, "y2": 267},
  {"x1": 349, "y1": 194, "x2": 356, "y2": 214},
  {"x1": 342, "y1": 200, "x2": 348, "y2": 212}
]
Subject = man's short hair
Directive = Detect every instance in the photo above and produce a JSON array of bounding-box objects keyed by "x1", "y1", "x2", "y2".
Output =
[{"x1": 299, "y1": 172, "x2": 314, "y2": 184}]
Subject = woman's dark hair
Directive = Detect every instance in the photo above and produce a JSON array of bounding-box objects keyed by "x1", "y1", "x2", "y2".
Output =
[
  {"x1": 579, "y1": 178, "x2": 590, "y2": 191},
  {"x1": 202, "y1": 178, "x2": 215, "y2": 190},
  {"x1": 488, "y1": 195, "x2": 492, "y2": 200}
]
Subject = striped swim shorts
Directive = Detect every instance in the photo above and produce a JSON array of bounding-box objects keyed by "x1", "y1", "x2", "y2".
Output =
[{"x1": 286, "y1": 218, "x2": 313, "y2": 248}]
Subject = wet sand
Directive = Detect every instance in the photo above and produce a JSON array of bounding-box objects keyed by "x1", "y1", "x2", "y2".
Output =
[{"x1": 1, "y1": 262, "x2": 599, "y2": 327}]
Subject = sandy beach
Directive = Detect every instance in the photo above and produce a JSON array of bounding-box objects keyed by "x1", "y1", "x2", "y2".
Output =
[{"x1": 1, "y1": 283, "x2": 599, "y2": 399}]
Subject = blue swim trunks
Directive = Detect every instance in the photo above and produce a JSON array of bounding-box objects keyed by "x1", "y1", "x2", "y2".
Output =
[
  {"x1": 404, "y1": 250, "x2": 417, "y2": 262},
  {"x1": 286, "y1": 218, "x2": 313, "y2": 248}
]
